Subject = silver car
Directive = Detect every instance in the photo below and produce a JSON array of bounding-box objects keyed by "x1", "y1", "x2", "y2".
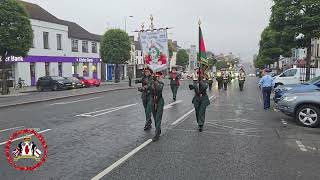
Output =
[{"x1": 277, "y1": 90, "x2": 320, "y2": 128}]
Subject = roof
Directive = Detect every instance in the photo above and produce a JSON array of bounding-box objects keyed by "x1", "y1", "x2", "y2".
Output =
[
  {"x1": 20, "y1": 1, "x2": 101, "y2": 42},
  {"x1": 59, "y1": 20, "x2": 101, "y2": 42},
  {"x1": 20, "y1": 1, "x2": 62, "y2": 25}
]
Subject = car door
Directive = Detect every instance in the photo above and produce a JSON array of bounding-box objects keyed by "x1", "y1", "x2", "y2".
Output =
[{"x1": 279, "y1": 69, "x2": 298, "y2": 85}]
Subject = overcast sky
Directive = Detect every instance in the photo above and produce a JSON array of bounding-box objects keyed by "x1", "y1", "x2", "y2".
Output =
[{"x1": 24, "y1": 0, "x2": 273, "y2": 62}]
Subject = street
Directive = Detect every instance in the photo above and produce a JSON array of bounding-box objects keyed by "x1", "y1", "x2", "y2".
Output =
[{"x1": 0, "y1": 78, "x2": 319, "y2": 179}]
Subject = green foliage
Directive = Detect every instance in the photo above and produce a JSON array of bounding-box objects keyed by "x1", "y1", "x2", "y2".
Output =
[
  {"x1": 216, "y1": 61, "x2": 229, "y2": 70},
  {"x1": 168, "y1": 43, "x2": 173, "y2": 59},
  {"x1": 176, "y1": 49, "x2": 189, "y2": 67},
  {"x1": 100, "y1": 29, "x2": 131, "y2": 64},
  {"x1": 0, "y1": 0, "x2": 33, "y2": 57}
]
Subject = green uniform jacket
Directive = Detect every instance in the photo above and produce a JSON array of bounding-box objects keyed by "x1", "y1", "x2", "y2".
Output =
[
  {"x1": 190, "y1": 80, "x2": 210, "y2": 108},
  {"x1": 136, "y1": 76, "x2": 153, "y2": 101},
  {"x1": 169, "y1": 73, "x2": 181, "y2": 86}
]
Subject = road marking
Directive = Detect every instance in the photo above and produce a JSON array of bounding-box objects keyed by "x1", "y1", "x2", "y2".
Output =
[
  {"x1": 296, "y1": 141, "x2": 307, "y2": 152},
  {"x1": 172, "y1": 95, "x2": 216, "y2": 126},
  {"x1": 76, "y1": 103, "x2": 138, "y2": 118},
  {"x1": 91, "y1": 139, "x2": 152, "y2": 180},
  {"x1": 164, "y1": 100, "x2": 183, "y2": 110},
  {"x1": 0, "y1": 129, "x2": 51, "y2": 146},
  {"x1": 50, "y1": 97, "x2": 103, "y2": 105},
  {"x1": 0, "y1": 126, "x2": 24, "y2": 132},
  {"x1": 281, "y1": 119, "x2": 288, "y2": 126}
]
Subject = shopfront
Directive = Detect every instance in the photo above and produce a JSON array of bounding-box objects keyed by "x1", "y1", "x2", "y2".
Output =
[{"x1": 7, "y1": 56, "x2": 101, "y2": 86}]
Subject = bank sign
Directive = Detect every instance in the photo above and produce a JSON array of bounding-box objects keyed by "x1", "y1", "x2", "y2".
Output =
[{"x1": 4, "y1": 56, "x2": 102, "y2": 63}]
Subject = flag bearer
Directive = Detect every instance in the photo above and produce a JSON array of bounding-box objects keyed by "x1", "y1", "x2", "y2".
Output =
[
  {"x1": 169, "y1": 67, "x2": 181, "y2": 101},
  {"x1": 189, "y1": 69, "x2": 210, "y2": 132}
]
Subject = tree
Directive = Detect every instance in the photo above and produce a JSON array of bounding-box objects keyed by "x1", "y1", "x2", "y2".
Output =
[
  {"x1": 0, "y1": 0, "x2": 33, "y2": 95},
  {"x1": 270, "y1": 0, "x2": 320, "y2": 80},
  {"x1": 216, "y1": 61, "x2": 229, "y2": 70},
  {"x1": 176, "y1": 49, "x2": 189, "y2": 70},
  {"x1": 168, "y1": 42, "x2": 174, "y2": 59},
  {"x1": 100, "y1": 29, "x2": 131, "y2": 83}
]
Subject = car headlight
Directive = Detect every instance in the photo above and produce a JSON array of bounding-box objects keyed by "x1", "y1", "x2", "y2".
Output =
[
  {"x1": 72, "y1": 82, "x2": 76, "y2": 85},
  {"x1": 283, "y1": 96, "x2": 297, "y2": 102}
]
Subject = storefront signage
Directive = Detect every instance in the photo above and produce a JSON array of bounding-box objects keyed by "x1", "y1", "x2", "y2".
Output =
[
  {"x1": 4, "y1": 56, "x2": 24, "y2": 62},
  {"x1": 4, "y1": 56, "x2": 102, "y2": 63}
]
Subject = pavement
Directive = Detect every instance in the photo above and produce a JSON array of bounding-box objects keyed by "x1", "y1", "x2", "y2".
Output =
[{"x1": 0, "y1": 78, "x2": 320, "y2": 180}]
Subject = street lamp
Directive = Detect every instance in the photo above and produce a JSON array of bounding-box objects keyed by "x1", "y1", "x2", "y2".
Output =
[{"x1": 125, "y1": 16, "x2": 134, "y2": 33}]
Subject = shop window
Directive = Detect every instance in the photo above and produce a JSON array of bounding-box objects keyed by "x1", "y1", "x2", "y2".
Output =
[
  {"x1": 72, "y1": 62, "x2": 79, "y2": 75},
  {"x1": 45, "y1": 62, "x2": 50, "y2": 76},
  {"x1": 92, "y1": 42, "x2": 97, "y2": 53},
  {"x1": 82, "y1": 41, "x2": 89, "y2": 53},
  {"x1": 43, "y1": 32, "x2": 49, "y2": 49},
  {"x1": 92, "y1": 64, "x2": 97, "y2": 72},
  {"x1": 57, "y1": 34, "x2": 62, "y2": 50},
  {"x1": 58, "y1": 62, "x2": 63, "y2": 76},
  {"x1": 72, "y1": 39, "x2": 78, "y2": 52},
  {"x1": 83, "y1": 63, "x2": 89, "y2": 76}
]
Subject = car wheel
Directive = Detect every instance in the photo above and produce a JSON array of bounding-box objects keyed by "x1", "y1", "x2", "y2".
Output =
[
  {"x1": 296, "y1": 105, "x2": 320, "y2": 128},
  {"x1": 36, "y1": 85, "x2": 43, "y2": 92},
  {"x1": 52, "y1": 84, "x2": 58, "y2": 91}
]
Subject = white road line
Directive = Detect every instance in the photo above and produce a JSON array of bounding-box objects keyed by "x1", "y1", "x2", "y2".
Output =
[
  {"x1": 50, "y1": 97, "x2": 103, "y2": 105},
  {"x1": 0, "y1": 126, "x2": 24, "y2": 132},
  {"x1": 92, "y1": 104, "x2": 137, "y2": 117},
  {"x1": 91, "y1": 139, "x2": 152, "y2": 180},
  {"x1": 0, "y1": 129, "x2": 51, "y2": 146},
  {"x1": 164, "y1": 100, "x2": 183, "y2": 110},
  {"x1": 76, "y1": 103, "x2": 138, "y2": 117},
  {"x1": 296, "y1": 141, "x2": 307, "y2": 152},
  {"x1": 172, "y1": 95, "x2": 216, "y2": 126}
]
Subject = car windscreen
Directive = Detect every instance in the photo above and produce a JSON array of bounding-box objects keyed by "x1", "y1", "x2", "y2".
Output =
[
  {"x1": 305, "y1": 76, "x2": 320, "y2": 84},
  {"x1": 52, "y1": 77, "x2": 65, "y2": 81},
  {"x1": 66, "y1": 77, "x2": 78, "y2": 81}
]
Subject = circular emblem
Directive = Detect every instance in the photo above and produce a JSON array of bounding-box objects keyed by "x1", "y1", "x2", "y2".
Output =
[{"x1": 5, "y1": 129, "x2": 48, "y2": 171}]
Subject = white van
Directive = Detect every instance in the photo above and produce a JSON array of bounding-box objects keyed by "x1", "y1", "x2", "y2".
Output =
[{"x1": 273, "y1": 68, "x2": 320, "y2": 87}]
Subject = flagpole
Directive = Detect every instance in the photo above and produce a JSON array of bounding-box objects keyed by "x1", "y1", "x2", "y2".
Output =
[{"x1": 198, "y1": 20, "x2": 201, "y2": 91}]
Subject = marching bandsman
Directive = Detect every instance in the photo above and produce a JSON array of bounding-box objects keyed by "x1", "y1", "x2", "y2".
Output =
[
  {"x1": 189, "y1": 69, "x2": 210, "y2": 132},
  {"x1": 169, "y1": 67, "x2": 181, "y2": 101},
  {"x1": 135, "y1": 67, "x2": 153, "y2": 131},
  {"x1": 206, "y1": 70, "x2": 214, "y2": 91},
  {"x1": 151, "y1": 72, "x2": 165, "y2": 142},
  {"x1": 222, "y1": 71, "x2": 229, "y2": 91},
  {"x1": 238, "y1": 67, "x2": 246, "y2": 91},
  {"x1": 191, "y1": 67, "x2": 199, "y2": 84},
  {"x1": 216, "y1": 70, "x2": 223, "y2": 90}
]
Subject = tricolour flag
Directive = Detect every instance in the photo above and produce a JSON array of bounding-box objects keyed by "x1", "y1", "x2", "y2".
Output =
[{"x1": 199, "y1": 26, "x2": 208, "y2": 68}]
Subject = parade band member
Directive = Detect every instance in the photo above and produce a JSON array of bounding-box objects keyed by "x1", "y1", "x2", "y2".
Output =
[
  {"x1": 189, "y1": 69, "x2": 210, "y2": 132},
  {"x1": 216, "y1": 70, "x2": 223, "y2": 90},
  {"x1": 169, "y1": 67, "x2": 181, "y2": 101},
  {"x1": 135, "y1": 67, "x2": 153, "y2": 131},
  {"x1": 192, "y1": 68, "x2": 199, "y2": 84},
  {"x1": 151, "y1": 72, "x2": 165, "y2": 142},
  {"x1": 238, "y1": 68, "x2": 246, "y2": 91},
  {"x1": 222, "y1": 71, "x2": 229, "y2": 91},
  {"x1": 206, "y1": 70, "x2": 214, "y2": 91}
]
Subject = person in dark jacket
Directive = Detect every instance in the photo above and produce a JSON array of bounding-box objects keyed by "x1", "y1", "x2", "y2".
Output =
[
  {"x1": 189, "y1": 69, "x2": 210, "y2": 132},
  {"x1": 169, "y1": 67, "x2": 181, "y2": 101}
]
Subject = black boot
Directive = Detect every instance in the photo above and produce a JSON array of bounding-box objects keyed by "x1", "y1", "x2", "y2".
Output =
[
  {"x1": 152, "y1": 129, "x2": 161, "y2": 142},
  {"x1": 144, "y1": 121, "x2": 152, "y2": 131},
  {"x1": 198, "y1": 125, "x2": 203, "y2": 132}
]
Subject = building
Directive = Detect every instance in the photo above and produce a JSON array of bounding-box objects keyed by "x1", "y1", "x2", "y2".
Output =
[
  {"x1": 292, "y1": 48, "x2": 307, "y2": 61},
  {"x1": 5, "y1": 1, "x2": 102, "y2": 87}
]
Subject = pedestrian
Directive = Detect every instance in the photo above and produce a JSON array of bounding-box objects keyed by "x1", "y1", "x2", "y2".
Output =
[
  {"x1": 238, "y1": 68, "x2": 246, "y2": 91},
  {"x1": 206, "y1": 70, "x2": 214, "y2": 91},
  {"x1": 169, "y1": 67, "x2": 181, "y2": 101},
  {"x1": 135, "y1": 67, "x2": 153, "y2": 130},
  {"x1": 189, "y1": 69, "x2": 210, "y2": 132},
  {"x1": 151, "y1": 72, "x2": 165, "y2": 142},
  {"x1": 216, "y1": 70, "x2": 223, "y2": 90},
  {"x1": 222, "y1": 71, "x2": 229, "y2": 91},
  {"x1": 128, "y1": 68, "x2": 134, "y2": 87},
  {"x1": 258, "y1": 69, "x2": 275, "y2": 110}
]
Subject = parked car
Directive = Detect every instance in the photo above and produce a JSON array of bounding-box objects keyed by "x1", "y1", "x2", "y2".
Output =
[
  {"x1": 36, "y1": 76, "x2": 73, "y2": 91},
  {"x1": 277, "y1": 90, "x2": 320, "y2": 128},
  {"x1": 76, "y1": 77, "x2": 101, "y2": 87},
  {"x1": 274, "y1": 76, "x2": 320, "y2": 103},
  {"x1": 65, "y1": 77, "x2": 85, "y2": 89},
  {"x1": 249, "y1": 73, "x2": 256, "y2": 77},
  {"x1": 273, "y1": 68, "x2": 320, "y2": 87}
]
